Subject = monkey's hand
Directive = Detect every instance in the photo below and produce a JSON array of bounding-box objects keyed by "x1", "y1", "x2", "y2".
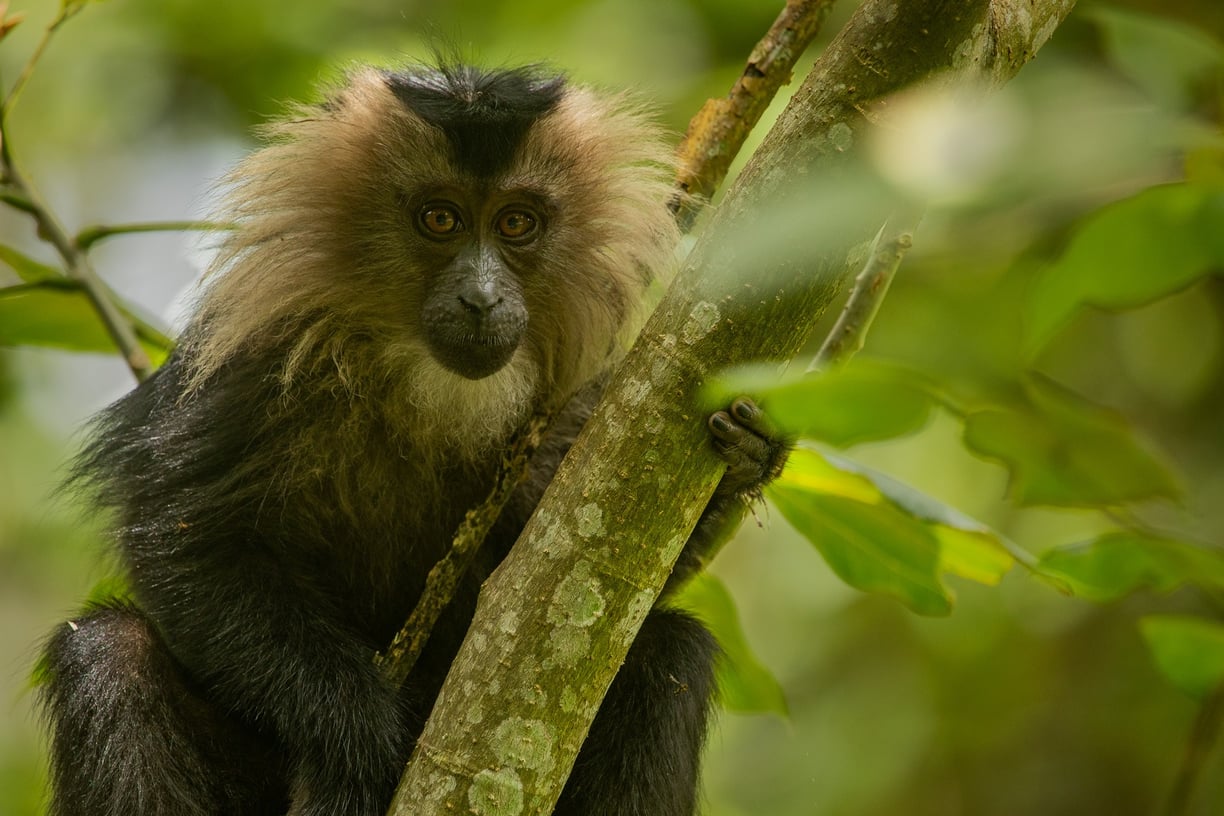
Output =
[
  {"x1": 662, "y1": 397, "x2": 790, "y2": 596},
  {"x1": 707, "y1": 397, "x2": 791, "y2": 500}
]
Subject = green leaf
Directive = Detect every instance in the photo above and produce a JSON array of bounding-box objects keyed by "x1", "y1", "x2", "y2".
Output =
[
  {"x1": 768, "y1": 450, "x2": 949, "y2": 616},
  {"x1": 710, "y1": 359, "x2": 935, "y2": 447},
  {"x1": 0, "y1": 244, "x2": 61, "y2": 282},
  {"x1": 0, "y1": 281, "x2": 115, "y2": 351},
  {"x1": 1039, "y1": 532, "x2": 1224, "y2": 602},
  {"x1": 0, "y1": 281, "x2": 170, "y2": 364},
  {"x1": 820, "y1": 452, "x2": 1015, "y2": 585},
  {"x1": 963, "y1": 376, "x2": 1181, "y2": 507},
  {"x1": 671, "y1": 573, "x2": 787, "y2": 717},
  {"x1": 1027, "y1": 183, "x2": 1224, "y2": 354},
  {"x1": 1140, "y1": 616, "x2": 1224, "y2": 701}
]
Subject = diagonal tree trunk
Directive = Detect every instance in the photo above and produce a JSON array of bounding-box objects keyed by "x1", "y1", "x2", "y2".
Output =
[{"x1": 389, "y1": 1, "x2": 1077, "y2": 813}]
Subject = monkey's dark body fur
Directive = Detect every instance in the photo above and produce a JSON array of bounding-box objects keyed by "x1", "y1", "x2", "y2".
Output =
[{"x1": 39, "y1": 64, "x2": 785, "y2": 816}]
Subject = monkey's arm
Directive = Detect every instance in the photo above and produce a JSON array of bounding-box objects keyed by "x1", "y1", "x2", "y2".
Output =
[
  {"x1": 663, "y1": 397, "x2": 789, "y2": 596},
  {"x1": 81, "y1": 355, "x2": 409, "y2": 816},
  {"x1": 485, "y1": 386, "x2": 784, "y2": 601},
  {"x1": 150, "y1": 542, "x2": 407, "y2": 816}
]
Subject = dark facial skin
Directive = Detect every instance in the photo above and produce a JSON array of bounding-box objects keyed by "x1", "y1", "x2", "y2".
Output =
[{"x1": 412, "y1": 187, "x2": 550, "y2": 380}]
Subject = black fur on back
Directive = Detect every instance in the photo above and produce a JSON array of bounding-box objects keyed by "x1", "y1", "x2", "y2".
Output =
[
  {"x1": 37, "y1": 61, "x2": 742, "y2": 815},
  {"x1": 383, "y1": 64, "x2": 567, "y2": 178},
  {"x1": 38, "y1": 601, "x2": 286, "y2": 815},
  {"x1": 64, "y1": 331, "x2": 492, "y2": 649},
  {"x1": 52, "y1": 335, "x2": 522, "y2": 815},
  {"x1": 48, "y1": 323, "x2": 726, "y2": 815},
  {"x1": 65, "y1": 345, "x2": 281, "y2": 582}
]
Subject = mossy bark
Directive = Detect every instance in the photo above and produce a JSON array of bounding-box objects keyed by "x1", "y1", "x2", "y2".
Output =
[{"x1": 388, "y1": 1, "x2": 1077, "y2": 813}]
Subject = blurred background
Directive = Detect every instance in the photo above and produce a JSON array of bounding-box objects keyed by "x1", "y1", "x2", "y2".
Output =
[{"x1": 2, "y1": 0, "x2": 1223, "y2": 814}]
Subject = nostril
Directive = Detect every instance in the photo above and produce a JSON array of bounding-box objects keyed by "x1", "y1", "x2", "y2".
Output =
[{"x1": 458, "y1": 291, "x2": 504, "y2": 316}]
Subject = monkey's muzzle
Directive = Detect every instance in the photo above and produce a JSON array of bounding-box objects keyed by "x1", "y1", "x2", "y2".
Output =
[{"x1": 422, "y1": 300, "x2": 526, "y2": 381}]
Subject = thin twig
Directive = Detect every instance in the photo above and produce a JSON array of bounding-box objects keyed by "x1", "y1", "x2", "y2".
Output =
[
  {"x1": 0, "y1": 2, "x2": 27, "y2": 46},
  {"x1": 3, "y1": 3, "x2": 81, "y2": 114},
  {"x1": 375, "y1": 412, "x2": 550, "y2": 688},
  {"x1": 74, "y1": 220, "x2": 236, "y2": 252},
  {"x1": 808, "y1": 219, "x2": 918, "y2": 372},
  {"x1": 671, "y1": 0, "x2": 836, "y2": 232},
  {"x1": 0, "y1": 115, "x2": 153, "y2": 380},
  {"x1": 0, "y1": 2, "x2": 153, "y2": 381},
  {"x1": 0, "y1": 188, "x2": 37, "y2": 214},
  {"x1": 1166, "y1": 680, "x2": 1224, "y2": 816}
]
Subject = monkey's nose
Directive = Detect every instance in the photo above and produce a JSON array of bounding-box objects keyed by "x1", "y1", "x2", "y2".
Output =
[{"x1": 457, "y1": 288, "x2": 505, "y2": 317}]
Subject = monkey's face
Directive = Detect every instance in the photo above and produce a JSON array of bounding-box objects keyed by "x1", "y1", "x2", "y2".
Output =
[
  {"x1": 194, "y1": 66, "x2": 679, "y2": 412},
  {"x1": 406, "y1": 187, "x2": 547, "y2": 380}
]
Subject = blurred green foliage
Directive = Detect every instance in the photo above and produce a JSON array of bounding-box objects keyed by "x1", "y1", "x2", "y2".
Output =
[{"x1": 3, "y1": 1, "x2": 1224, "y2": 815}]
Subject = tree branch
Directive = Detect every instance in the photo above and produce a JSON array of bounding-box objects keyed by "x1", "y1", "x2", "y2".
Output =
[
  {"x1": 1, "y1": 6, "x2": 153, "y2": 382},
  {"x1": 389, "y1": 1, "x2": 1077, "y2": 812},
  {"x1": 671, "y1": 0, "x2": 837, "y2": 231},
  {"x1": 373, "y1": 5, "x2": 836, "y2": 692},
  {"x1": 375, "y1": 413, "x2": 550, "y2": 688},
  {"x1": 809, "y1": 217, "x2": 917, "y2": 372}
]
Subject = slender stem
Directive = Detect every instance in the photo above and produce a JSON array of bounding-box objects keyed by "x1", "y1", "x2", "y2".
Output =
[
  {"x1": 0, "y1": 2, "x2": 151, "y2": 379},
  {"x1": 75, "y1": 220, "x2": 236, "y2": 252},
  {"x1": 375, "y1": 412, "x2": 550, "y2": 687},
  {"x1": 0, "y1": 188, "x2": 37, "y2": 214},
  {"x1": 671, "y1": 0, "x2": 836, "y2": 232},
  {"x1": 808, "y1": 217, "x2": 918, "y2": 372},
  {"x1": 0, "y1": 111, "x2": 153, "y2": 381},
  {"x1": 1166, "y1": 680, "x2": 1224, "y2": 816},
  {"x1": 3, "y1": 5, "x2": 79, "y2": 114}
]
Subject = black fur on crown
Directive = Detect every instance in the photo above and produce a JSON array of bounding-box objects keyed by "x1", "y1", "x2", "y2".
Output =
[{"x1": 383, "y1": 64, "x2": 567, "y2": 178}]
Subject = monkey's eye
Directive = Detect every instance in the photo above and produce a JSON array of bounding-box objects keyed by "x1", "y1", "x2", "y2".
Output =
[
  {"x1": 496, "y1": 210, "x2": 538, "y2": 240},
  {"x1": 420, "y1": 206, "x2": 462, "y2": 236}
]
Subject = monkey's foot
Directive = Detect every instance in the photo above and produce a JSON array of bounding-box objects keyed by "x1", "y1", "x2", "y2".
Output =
[{"x1": 707, "y1": 397, "x2": 790, "y2": 499}]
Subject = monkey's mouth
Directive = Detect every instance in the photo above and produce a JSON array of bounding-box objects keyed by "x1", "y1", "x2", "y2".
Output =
[{"x1": 424, "y1": 327, "x2": 524, "y2": 380}]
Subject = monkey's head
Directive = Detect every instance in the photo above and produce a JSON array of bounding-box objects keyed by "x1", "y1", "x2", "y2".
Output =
[{"x1": 187, "y1": 63, "x2": 678, "y2": 450}]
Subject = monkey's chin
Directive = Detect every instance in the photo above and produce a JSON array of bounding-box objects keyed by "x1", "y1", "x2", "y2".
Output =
[
  {"x1": 399, "y1": 346, "x2": 539, "y2": 461},
  {"x1": 426, "y1": 336, "x2": 522, "y2": 380}
]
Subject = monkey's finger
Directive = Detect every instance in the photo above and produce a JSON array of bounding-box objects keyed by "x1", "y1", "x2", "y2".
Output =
[
  {"x1": 728, "y1": 397, "x2": 779, "y2": 439},
  {"x1": 708, "y1": 409, "x2": 773, "y2": 468}
]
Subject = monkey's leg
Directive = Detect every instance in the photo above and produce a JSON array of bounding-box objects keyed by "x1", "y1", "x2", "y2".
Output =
[
  {"x1": 555, "y1": 608, "x2": 718, "y2": 816},
  {"x1": 38, "y1": 600, "x2": 285, "y2": 816}
]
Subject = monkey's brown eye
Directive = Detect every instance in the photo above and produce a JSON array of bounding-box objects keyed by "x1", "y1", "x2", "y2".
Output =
[
  {"x1": 420, "y1": 206, "x2": 462, "y2": 235},
  {"x1": 496, "y1": 211, "x2": 537, "y2": 240}
]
